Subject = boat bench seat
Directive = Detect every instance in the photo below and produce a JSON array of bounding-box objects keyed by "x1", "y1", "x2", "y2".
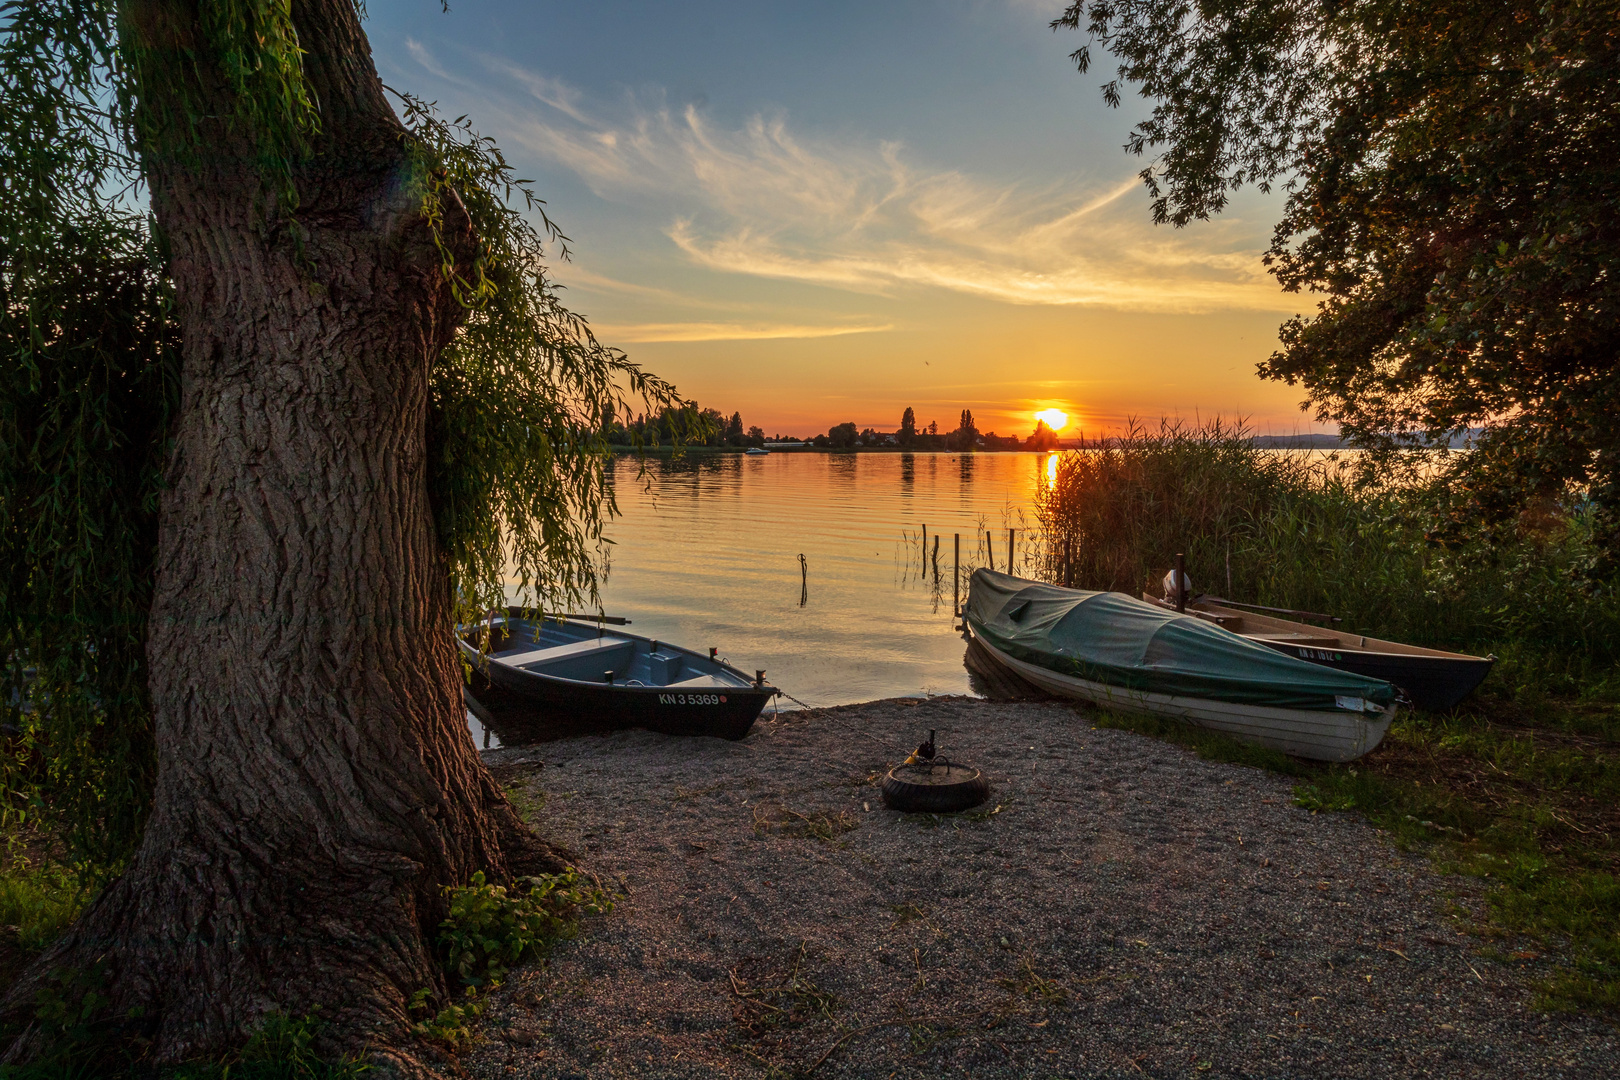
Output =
[
  {"x1": 665, "y1": 673, "x2": 741, "y2": 690},
  {"x1": 496, "y1": 637, "x2": 634, "y2": 670},
  {"x1": 1248, "y1": 632, "x2": 1342, "y2": 648}
]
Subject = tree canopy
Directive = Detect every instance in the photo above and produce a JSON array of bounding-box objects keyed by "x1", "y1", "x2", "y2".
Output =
[{"x1": 1057, "y1": 0, "x2": 1620, "y2": 568}]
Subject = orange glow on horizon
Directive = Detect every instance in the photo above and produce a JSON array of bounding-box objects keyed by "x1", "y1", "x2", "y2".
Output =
[{"x1": 1032, "y1": 408, "x2": 1070, "y2": 432}]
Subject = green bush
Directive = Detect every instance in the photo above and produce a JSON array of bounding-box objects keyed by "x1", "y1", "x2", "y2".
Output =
[
  {"x1": 406, "y1": 869, "x2": 612, "y2": 1050},
  {"x1": 437, "y1": 869, "x2": 612, "y2": 989},
  {"x1": 0, "y1": 862, "x2": 93, "y2": 950}
]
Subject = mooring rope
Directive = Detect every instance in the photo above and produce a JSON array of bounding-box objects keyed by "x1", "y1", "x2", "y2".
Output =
[{"x1": 773, "y1": 688, "x2": 907, "y2": 758}]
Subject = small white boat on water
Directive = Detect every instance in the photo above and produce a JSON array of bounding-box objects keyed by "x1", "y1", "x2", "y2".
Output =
[
  {"x1": 964, "y1": 570, "x2": 1399, "y2": 762},
  {"x1": 745, "y1": 447, "x2": 769, "y2": 455}
]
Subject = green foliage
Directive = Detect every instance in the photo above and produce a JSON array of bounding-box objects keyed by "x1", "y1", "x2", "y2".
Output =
[
  {"x1": 0, "y1": 1010, "x2": 371, "y2": 1079},
  {"x1": 1056, "y1": 0, "x2": 1620, "y2": 567},
  {"x1": 0, "y1": 860, "x2": 94, "y2": 952},
  {"x1": 1, "y1": 2, "x2": 178, "y2": 863},
  {"x1": 405, "y1": 988, "x2": 481, "y2": 1054},
  {"x1": 404, "y1": 869, "x2": 611, "y2": 1051},
  {"x1": 396, "y1": 93, "x2": 686, "y2": 624},
  {"x1": 436, "y1": 869, "x2": 611, "y2": 989},
  {"x1": 1032, "y1": 421, "x2": 1620, "y2": 690},
  {"x1": 0, "y1": 6, "x2": 685, "y2": 864},
  {"x1": 121, "y1": 0, "x2": 319, "y2": 218}
]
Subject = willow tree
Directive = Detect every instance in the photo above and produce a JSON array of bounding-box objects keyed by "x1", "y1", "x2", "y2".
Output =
[
  {"x1": 1, "y1": 0, "x2": 678, "y2": 1068},
  {"x1": 1056, "y1": 0, "x2": 1620, "y2": 569}
]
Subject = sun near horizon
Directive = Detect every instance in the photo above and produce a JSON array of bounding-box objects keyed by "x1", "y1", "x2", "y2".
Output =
[
  {"x1": 1033, "y1": 408, "x2": 1070, "y2": 432},
  {"x1": 374, "y1": 5, "x2": 1336, "y2": 441}
]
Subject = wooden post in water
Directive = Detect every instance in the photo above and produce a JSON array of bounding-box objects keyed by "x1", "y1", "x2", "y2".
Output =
[
  {"x1": 986, "y1": 529, "x2": 994, "y2": 575},
  {"x1": 921, "y1": 523, "x2": 927, "y2": 569},
  {"x1": 931, "y1": 534, "x2": 940, "y2": 578},
  {"x1": 1008, "y1": 527, "x2": 1015, "y2": 575},
  {"x1": 1175, "y1": 551, "x2": 1187, "y2": 612},
  {"x1": 954, "y1": 533, "x2": 961, "y2": 615}
]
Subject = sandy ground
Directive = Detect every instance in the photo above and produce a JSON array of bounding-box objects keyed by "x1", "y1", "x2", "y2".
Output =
[{"x1": 465, "y1": 697, "x2": 1616, "y2": 1080}]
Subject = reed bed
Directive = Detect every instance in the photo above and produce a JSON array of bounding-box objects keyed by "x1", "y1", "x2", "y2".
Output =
[{"x1": 1030, "y1": 419, "x2": 1620, "y2": 697}]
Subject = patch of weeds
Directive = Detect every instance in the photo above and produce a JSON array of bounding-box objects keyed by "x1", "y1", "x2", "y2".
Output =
[
  {"x1": 1085, "y1": 679, "x2": 1620, "y2": 1013},
  {"x1": 672, "y1": 782, "x2": 725, "y2": 802},
  {"x1": 906, "y1": 1021, "x2": 939, "y2": 1055},
  {"x1": 902, "y1": 801, "x2": 1006, "y2": 829},
  {"x1": 164, "y1": 1012, "x2": 371, "y2": 1079},
  {"x1": 502, "y1": 783, "x2": 546, "y2": 825},
  {"x1": 438, "y1": 869, "x2": 612, "y2": 989},
  {"x1": 751, "y1": 805, "x2": 859, "y2": 843},
  {"x1": 0, "y1": 861, "x2": 94, "y2": 954},
  {"x1": 728, "y1": 942, "x2": 843, "y2": 1039},
  {"x1": 994, "y1": 957, "x2": 1068, "y2": 1005},
  {"x1": 1091, "y1": 710, "x2": 1310, "y2": 776},
  {"x1": 1288, "y1": 705, "x2": 1620, "y2": 1011},
  {"x1": 408, "y1": 987, "x2": 483, "y2": 1053},
  {"x1": 889, "y1": 903, "x2": 925, "y2": 928},
  {"x1": 0, "y1": 1010, "x2": 368, "y2": 1080},
  {"x1": 408, "y1": 869, "x2": 613, "y2": 1052}
]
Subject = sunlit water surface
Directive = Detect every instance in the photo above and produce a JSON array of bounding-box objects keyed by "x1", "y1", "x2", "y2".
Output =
[{"x1": 468, "y1": 451, "x2": 1056, "y2": 747}]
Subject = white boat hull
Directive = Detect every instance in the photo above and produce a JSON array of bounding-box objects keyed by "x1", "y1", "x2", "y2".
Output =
[{"x1": 970, "y1": 629, "x2": 1394, "y2": 762}]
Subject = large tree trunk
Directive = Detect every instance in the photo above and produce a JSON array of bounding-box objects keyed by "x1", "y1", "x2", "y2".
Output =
[{"x1": 2, "y1": 1, "x2": 557, "y2": 1070}]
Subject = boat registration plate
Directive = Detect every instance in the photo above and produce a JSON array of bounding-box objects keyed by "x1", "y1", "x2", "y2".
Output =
[{"x1": 658, "y1": 693, "x2": 727, "y2": 705}]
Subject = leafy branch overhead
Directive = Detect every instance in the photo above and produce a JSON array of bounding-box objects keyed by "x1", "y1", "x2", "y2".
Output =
[{"x1": 1057, "y1": 0, "x2": 1620, "y2": 568}]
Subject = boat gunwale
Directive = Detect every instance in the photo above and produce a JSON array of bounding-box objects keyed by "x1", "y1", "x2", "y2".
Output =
[
  {"x1": 455, "y1": 614, "x2": 772, "y2": 695},
  {"x1": 1142, "y1": 593, "x2": 1494, "y2": 663}
]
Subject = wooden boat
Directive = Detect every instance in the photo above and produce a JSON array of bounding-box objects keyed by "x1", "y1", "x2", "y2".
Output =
[
  {"x1": 1141, "y1": 590, "x2": 1493, "y2": 711},
  {"x1": 965, "y1": 570, "x2": 1399, "y2": 762},
  {"x1": 458, "y1": 609, "x2": 775, "y2": 742}
]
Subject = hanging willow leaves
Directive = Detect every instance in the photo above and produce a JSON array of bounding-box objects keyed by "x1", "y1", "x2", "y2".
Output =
[
  {"x1": 0, "y1": 1, "x2": 686, "y2": 863},
  {"x1": 397, "y1": 92, "x2": 689, "y2": 625}
]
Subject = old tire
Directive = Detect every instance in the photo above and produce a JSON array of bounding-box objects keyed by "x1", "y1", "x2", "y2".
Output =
[{"x1": 880, "y1": 763, "x2": 990, "y2": 813}]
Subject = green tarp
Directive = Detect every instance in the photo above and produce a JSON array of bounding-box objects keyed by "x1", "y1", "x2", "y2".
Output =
[{"x1": 966, "y1": 569, "x2": 1396, "y2": 714}]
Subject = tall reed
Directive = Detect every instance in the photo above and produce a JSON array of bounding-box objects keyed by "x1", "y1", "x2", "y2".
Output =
[{"x1": 1032, "y1": 420, "x2": 1620, "y2": 694}]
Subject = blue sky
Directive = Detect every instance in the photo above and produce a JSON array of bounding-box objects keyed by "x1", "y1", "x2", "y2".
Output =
[{"x1": 365, "y1": 1, "x2": 1320, "y2": 437}]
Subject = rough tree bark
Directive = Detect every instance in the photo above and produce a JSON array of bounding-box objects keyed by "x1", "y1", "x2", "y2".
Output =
[{"x1": 2, "y1": 1, "x2": 560, "y2": 1070}]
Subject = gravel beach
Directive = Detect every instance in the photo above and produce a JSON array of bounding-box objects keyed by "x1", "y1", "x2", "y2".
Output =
[{"x1": 466, "y1": 697, "x2": 1616, "y2": 1079}]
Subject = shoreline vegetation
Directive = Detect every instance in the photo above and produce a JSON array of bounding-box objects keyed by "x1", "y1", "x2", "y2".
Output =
[
  {"x1": 1023, "y1": 420, "x2": 1619, "y2": 1012},
  {"x1": 3, "y1": 419, "x2": 1616, "y2": 1075}
]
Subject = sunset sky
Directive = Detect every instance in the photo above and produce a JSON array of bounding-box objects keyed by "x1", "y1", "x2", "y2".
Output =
[{"x1": 368, "y1": 1, "x2": 1328, "y2": 439}]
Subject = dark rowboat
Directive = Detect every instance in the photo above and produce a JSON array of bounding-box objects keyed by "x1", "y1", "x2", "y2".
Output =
[
  {"x1": 458, "y1": 610, "x2": 775, "y2": 742},
  {"x1": 1142, "y1": 591, "x2": 1494, "y2": 711}
]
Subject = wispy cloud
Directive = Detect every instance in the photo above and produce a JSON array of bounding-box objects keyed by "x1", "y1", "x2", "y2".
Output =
[
  {"x1": 404, "y1": 43, "x2": 1287, "y2": 314},
  {"x1": 593, "y1": 321, "x2": 893, "y2": 343}
]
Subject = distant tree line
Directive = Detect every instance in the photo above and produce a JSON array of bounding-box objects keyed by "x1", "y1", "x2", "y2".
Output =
[
  {"x1": 606, "y1": 403, "x2": 1065, "y2": 451},
  {"x1": 603, "y1": 403, "x2": 766, "y2": 448}
]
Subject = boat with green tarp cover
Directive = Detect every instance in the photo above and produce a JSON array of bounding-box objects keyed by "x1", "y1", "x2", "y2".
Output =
[{"x1": 964, "y1": 569, "x2": 1400, "y2": 762}]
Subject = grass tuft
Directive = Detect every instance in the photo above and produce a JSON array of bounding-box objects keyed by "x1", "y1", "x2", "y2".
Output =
[
  {"x1": 752, "y1": 805, "x2": 859, "y2": 842},
  {"x1": 0, "y1": 862, "x2": 94, "y2": 952}
]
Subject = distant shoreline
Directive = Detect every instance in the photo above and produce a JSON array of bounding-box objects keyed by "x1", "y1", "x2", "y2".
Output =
[{"x1": 606, "y1": 435, "x2": 1359, "y2": 454}]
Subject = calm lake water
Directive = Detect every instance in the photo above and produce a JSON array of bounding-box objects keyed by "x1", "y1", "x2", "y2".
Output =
[{"x1": 467, "y1": 451, "x2": 1056, "y2": 747}]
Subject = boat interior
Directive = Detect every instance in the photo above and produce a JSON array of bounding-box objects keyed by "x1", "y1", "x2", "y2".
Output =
[
  {"x1": 464, "y1": 617, "x2": 754, "y2": 689},
  {"x1": 1140, "y1": 591, "x2": 1475, "y2": 660}
]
